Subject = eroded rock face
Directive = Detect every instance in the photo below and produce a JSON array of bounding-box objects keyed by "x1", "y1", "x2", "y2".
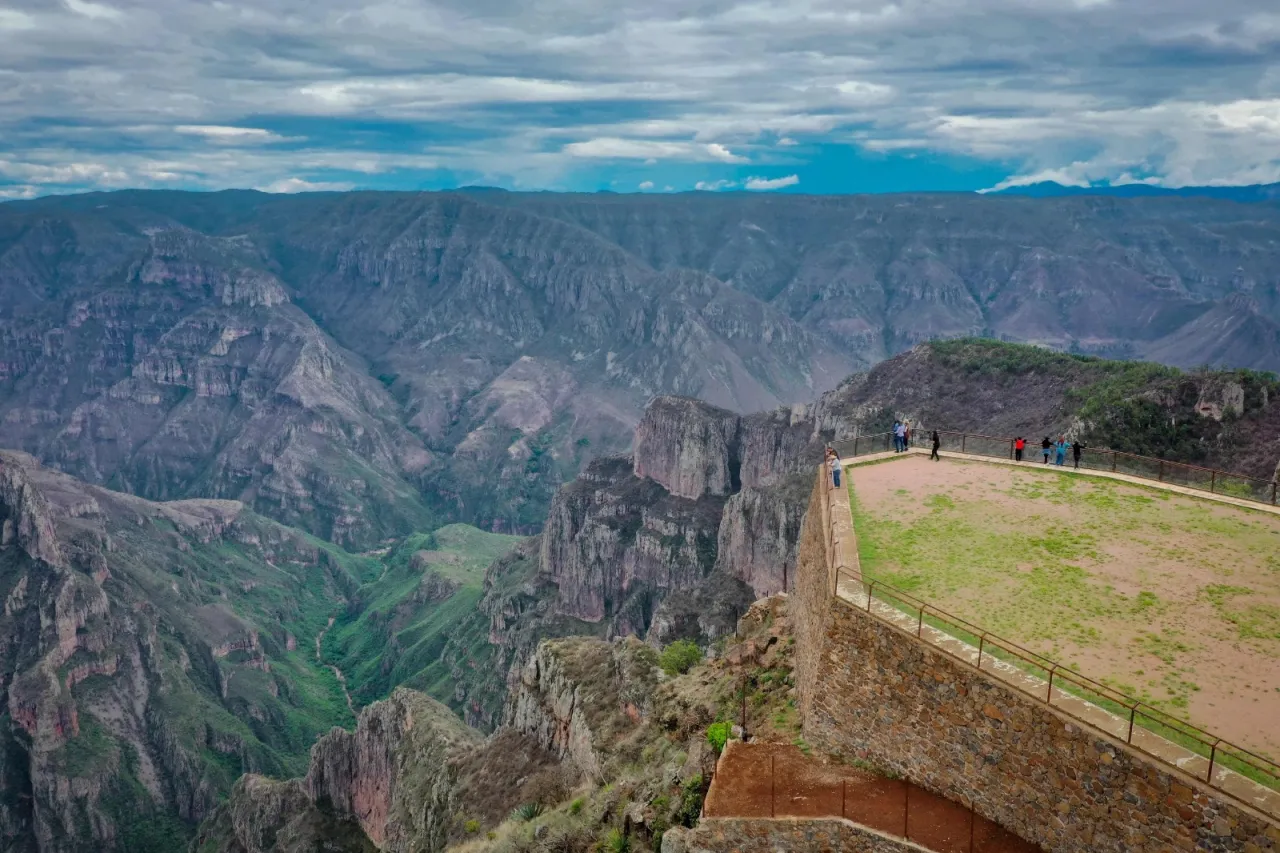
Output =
[
  {"x1": 633, "y1": 397, "x2": 741, "y2": 499},
  {"x1": 540, "y1": 456, "x2": 724, "y2": 625},
  {"x1": 196, "y1": 689, "x2": 479, "y2": 853},
  {"x1": 306, "y1": 689, "x2": 479, "y2": 851},
  {"x1": 506, "y1": 637, "x2": 659, "y2": 782},
  {"x1": 0, "y1": 451, "x2": 375, "y2": 853}
]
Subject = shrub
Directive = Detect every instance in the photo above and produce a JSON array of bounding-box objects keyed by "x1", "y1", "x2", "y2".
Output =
[
  {"x1": 677, "y1": 775, "x2": 706, "y2": 827},
  {"x1": 463, "y1": 819, "x2": 480, "y2": 834},
  {"x1": 705, "y1": 721, "x2": 731, "y2": 754},
  {"x1": 569, "y1": 798, "x2": 584, "y2": 816},
  {"x1": 602, "y1": 827, "x2": 630, "y2": 853},
  {"x1": 509, "y1": 802, "x2": 544, "y2": 822},
  {"x1": 658, "y1": 640, "x2": 702, "y2": 676}
]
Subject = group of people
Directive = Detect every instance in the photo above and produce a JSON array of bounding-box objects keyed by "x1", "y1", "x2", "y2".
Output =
[
  {"x1": 1014, "y1": 435, "x2": 1086, "y2": 468},
  {"x1": 825, "y1": 427, "x2": 1089, "y2": 487}
]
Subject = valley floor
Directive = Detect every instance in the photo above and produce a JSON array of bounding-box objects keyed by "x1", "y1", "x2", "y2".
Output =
[{"x1": 847, "y1": 456, "x2": 1280, "y2": 757}]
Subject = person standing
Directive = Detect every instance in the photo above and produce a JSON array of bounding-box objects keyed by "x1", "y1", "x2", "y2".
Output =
[
  {"x1": 931, "y1": 430, "x2": 941, "y2": 461},
  {"x1": 895, "y1": 420, "x2": 907, "y2": 453},
  {"x1": 829, "y1": 449, "x2": 842, "y2": 488},
  {"x1": 1014, "y1": 436, "x2": 1025, "y2": 462},
  {"x1": 903, "y1": 420, "x2": 912, "y2": 449},
  {"x1": 1041, "y1": 436, "x2": 1052, "y2": 463},
  {"x1": 1054, "y1": 436, "x2": 1068, "y2": 466},
  {"x1": 1072, "y1": 440, "x2": 1085, "y2": 469},
  {"x1": 891, "y1": 421, "x2": 901, "y2": 453}
]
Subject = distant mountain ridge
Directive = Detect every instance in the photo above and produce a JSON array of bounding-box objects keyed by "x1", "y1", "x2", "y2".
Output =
[
  {"x1": 994, "y1": 181, "x2": 1280, "y2": 202},
  {"x1": 5, "y1": 189, "x2": 1280, "y2": 543}
]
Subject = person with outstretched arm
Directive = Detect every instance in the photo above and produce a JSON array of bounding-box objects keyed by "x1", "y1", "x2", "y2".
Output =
[
  {"x1": 1041, "y1": 436, "x2": 1052, "y2": 463},
  {"x1": 1054, "y1": 436, "x2": 1068, "y2": 466},
  {"x1": 930, "y1": 430, "x2": 941, "y2": 461},
  {"x1": 1014, "y1": 436, "x2": 1025, "y2": 462},
  {"x1": 1073, "y1": 440, "x2": 1085, "y2": 469}
]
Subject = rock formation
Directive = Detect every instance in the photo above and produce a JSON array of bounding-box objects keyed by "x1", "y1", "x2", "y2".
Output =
[{"x1": 194, "y1": 689, "x2": 479, "y2": 853}]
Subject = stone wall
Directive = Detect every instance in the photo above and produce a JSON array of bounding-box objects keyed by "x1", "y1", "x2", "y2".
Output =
[
  {"x1": 661, "y1": 817, "x2": 922, "y2": 853},
  {"x1": 794, "y1": 469, "x2": 1280, "y2": 853}
]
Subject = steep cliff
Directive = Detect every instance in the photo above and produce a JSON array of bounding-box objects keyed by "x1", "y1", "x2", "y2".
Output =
[{"x1": 193, "y1": 689, "x2": 479, "y2": 853}]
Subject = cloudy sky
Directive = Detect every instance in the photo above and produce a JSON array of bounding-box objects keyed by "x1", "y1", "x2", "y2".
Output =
[{"x1": 2, "y1": 0, "x2": 1280, "y2": 198}]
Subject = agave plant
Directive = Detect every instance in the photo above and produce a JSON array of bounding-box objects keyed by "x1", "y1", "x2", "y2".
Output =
[{"x1": 509, "y1": 802, "x2": 545, "y2": 823}]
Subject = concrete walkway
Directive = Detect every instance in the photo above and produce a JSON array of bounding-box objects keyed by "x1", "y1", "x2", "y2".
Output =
[{"x1": 826, "y1": 450, "x2": 1280, "y2": 821}]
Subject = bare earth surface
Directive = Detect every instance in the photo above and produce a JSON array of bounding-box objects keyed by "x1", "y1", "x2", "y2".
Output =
[
  {"x1": 849, "y1": 456, "x2": 1280, "y2": 758},
  {"x1": 704, "y1": 742, "x2": 1037, "y2": 853}
]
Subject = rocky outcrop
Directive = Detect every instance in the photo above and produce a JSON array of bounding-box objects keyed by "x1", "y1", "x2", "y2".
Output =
[
  {"x1": 540, "y1": 456, "x2": 724, "y2": 626},
  {"x1": 713, "y1": 476, "x2": 810, "y2": 597},
  {"x1": 633, "y1": 397, "x2": 741, "y2": 499},
  {"x1": 195, "y1": 689, "x2": 479, "y2": 853},
  {"x1": 506, "y1": 637, "x2": 660, "y2": 782},
  {"x1": 306, "y1": 689, "x2": 479, "y2": 851}
]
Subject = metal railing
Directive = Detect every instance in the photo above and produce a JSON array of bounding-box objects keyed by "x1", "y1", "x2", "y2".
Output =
[
  {"x1": 830, "y1": 430, "x2": 1279, "y2": 507},
  {"x1": 830, "y1": 563, "x2": 1280, "y2": 816}
]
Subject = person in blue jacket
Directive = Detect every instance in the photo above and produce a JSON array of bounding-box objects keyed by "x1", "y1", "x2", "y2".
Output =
[{"x1": 1054, "y1": 436, "x2": 1068, "y2": 466}]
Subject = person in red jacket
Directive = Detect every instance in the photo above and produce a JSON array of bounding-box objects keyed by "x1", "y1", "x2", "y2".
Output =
[{"x1": 1014, "y1": 436, "x2": 1025, "y2": 462}]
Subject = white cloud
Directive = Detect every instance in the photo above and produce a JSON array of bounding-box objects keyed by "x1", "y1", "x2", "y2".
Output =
[
  {"x1": 695, "y1": 179, "x2": 737, "y2": 191},
  {"x1": 65, "y1": 0, "x2": 123, "y2": 21},
  {"x1": 563, "y1": 138, "x2": 747, "y2": 163},
  {"x1": 258, "y1": 177, "x2": 356, "y2": 193},
  {"x1": 777, "y1": 137, "x2": 798, "y2": 146},
  {"x1": 704, "y1": 143, "x2": 748, "y2": 163},
  {"x1": 0, "y1": 8, "x2": 36, "y2": 30},
  {"x1": 0, "y1": 185, "x2": 38, "y2": 200},
  {"x1": 638, "y1": 180, "x2": 654, "y2": 190},
  {"x1": 174, "y1": 126, "x2": 289, "y2": 144},
  {"x1": 744, "y1": 174, "x2": 799, "y2": 190}
]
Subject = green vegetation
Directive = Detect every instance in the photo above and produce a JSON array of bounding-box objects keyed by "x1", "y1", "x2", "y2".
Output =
[
  {"x1": 704, "y1": 721, "x2": 731, "y2": 754},
  {"x1": 509, "y1": 803, "x2": 545, "y2": 822},
  {"x1": 928, "y1": 338, "x2": 1280, "y2": 461},
  {"x1": 849, "y1": 460, "x2": 1280, "y2": 756},
  {"x1": 326, "y1": 523, "x2": 523, "y2": 717},
  {"x1": 601, "y1": 827, "x2": 631, "y2": 853},
  {"x1": 658, "y1": 640, "x2": 702, "y2": 676}
]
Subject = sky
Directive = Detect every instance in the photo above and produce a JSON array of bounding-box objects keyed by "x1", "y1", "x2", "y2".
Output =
[{"x1": 2, "y1": 0, "x2": 1280, "y2": 199}]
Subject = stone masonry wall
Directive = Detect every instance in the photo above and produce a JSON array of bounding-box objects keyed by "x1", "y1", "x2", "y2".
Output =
[
  {"x1": 661, "y1": 817, "x2": 922, "y2": 853},
  {"x1": 794, "y1": 465, "x2": 1280, "y2": 853}
]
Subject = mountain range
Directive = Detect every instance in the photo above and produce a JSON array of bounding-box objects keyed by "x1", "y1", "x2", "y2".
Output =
[{"x1": 5, "y1": 189, "x2": 1280, "y2": 545}]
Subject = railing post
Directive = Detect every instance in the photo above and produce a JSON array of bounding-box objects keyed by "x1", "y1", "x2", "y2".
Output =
[
  {"x1": 1127, "y1": 704, "x2": 1137, "y2": 743},
  {"x1": 866, "y1": 581, "x2": 874, "y2": 612},
  {"x1": 1211, "y1": 471, "x2": 1216, "y2": 493},
  {"x1": 1111, "y1": 451, "x2": 1117, "y2": 473},
  {"x1": 1047, "y1": 665, "x2": 1056, "y2": 703},
  {"x1": 1158, "y1": 459, "x2": 1164, "y2": 481},
  {"x1": 961, "y1": 434, "x2": 967, "y2": 454},
  {"x1": 917, "y1": 607, "x2": 925, "y2": 638},
  {"x1": 1208, "y1": 740, "x2": 1220, "y2": 784},
  {"x1": 977, "y1": 634, "x2": 985, "y2": 670},
  {"x1": 854, "y1": 436, "x2": 859, "y2": 457},
  {"x1": 1009, "y1": 439, "x2": 1014, "y2": 460},
  {"x1": 903, "y1": 780, "x2": 910, "y2": 840},
  {"x1": 1272, "y1": 482, "x2": 1277, "y2": 505}
]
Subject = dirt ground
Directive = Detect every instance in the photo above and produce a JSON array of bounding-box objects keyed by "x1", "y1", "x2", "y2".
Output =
[
  {"x1": 704, "y1": 742, "x2": 1037, "y2": 853},
  {"x1": 849, "y1": 455, "x2": 1280, "y2": 758}
]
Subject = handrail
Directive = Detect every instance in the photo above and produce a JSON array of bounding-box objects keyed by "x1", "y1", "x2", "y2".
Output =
[
  {"x1": 837, "y1": 565, "x2": 1280, "y2": 813},
  {"x1": 829, "y1": 427, "x2": 1280, "y2": 506}
]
